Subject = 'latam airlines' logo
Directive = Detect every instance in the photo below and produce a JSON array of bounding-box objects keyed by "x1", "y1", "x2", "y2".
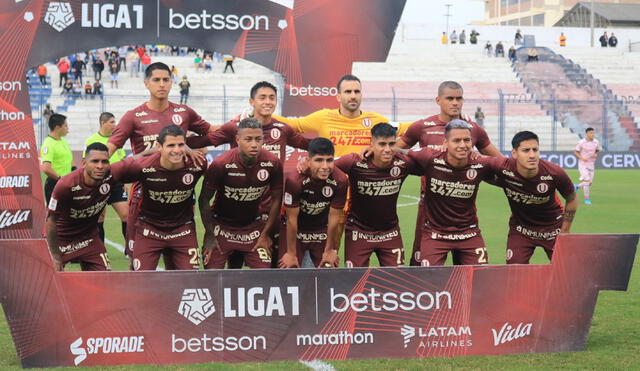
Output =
[
  {"x1": 44, "y1": 2, "x2": 75, "y2": 32},
  {"x1": 400, "y1": 325, "x2": 415, "y2": 348},
  {"x1": 178, "y1": 288, "x2": 216, "y2": 325}
]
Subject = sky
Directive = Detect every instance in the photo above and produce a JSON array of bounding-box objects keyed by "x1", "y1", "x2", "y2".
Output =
[{"x1": 400, "y1": 0, "x2": 485, "y2": 26}]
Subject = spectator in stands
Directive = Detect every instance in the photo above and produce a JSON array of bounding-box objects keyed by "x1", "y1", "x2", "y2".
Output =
[
  {"x1": 56, "y1": 58, "x2": 70, "y2": 87},
  {"x1": 93, "y1": 79, "x2": 103, "y2": 97},
  {"x1": 470, "y1": 29, "x2": 479, "y2": 44},
  {"x1": 608, "y1": 33, "x2": 618, "y2": 47},
  {"x1": 508, "y1": 46, "x2": 517, "y2": 62},
  {"x1": 179, "y1": 75, "x2": 190, "y2": 105},
  {"x1": 37, "y1": 64, "x2": 48, "y2": 86},
  {"x1": 223, "y1": 54, "x2": 235, "y2": 73},
  {"x1": 128, "y1": 50, "x2": 139, "y2": 77},
  {"x1": 171, "y1": 65, "x2": 179, "y2": 81},
  {"x1": 136, "y1": 45, "x2": 145, "y2": 65},
  {"x1": 560, "y1": 32, "x2": 567, "y2": 47},
  {"x1": 109, "y1": 59, "x2": 119, "y2": 88},
  {"x1": 214, "y1": 51, "x2": 222, "y2": 63},
  {"x1": 459, "y1": 30, "x2": 466, "y2": 44},
  {"x1": 140, "y1": 53, "x2": 151, "y2": 72},
  {"x1": 71, "y1": 55, "x2": 85, "y2": 84},
  {"x1": 527, "y1": 48, "x2": 538, "y2": 62},
  {"x1": 93, "y1": 57, "x2": 104, "y2": 81},
  {"x1": 474, "y1": 107, "x2": 485, "y2": 128},
  {"x1": 43, "y1": 104, "x2": 54, "y2": 123},
  {"x1": 204, "y1": 55, "x2": 213, "y2": 72},
  {"x1": 599, "y1": 32, "x2": 608, "y2": 47},
  {"x1": 485, "y1": 41, "x2": 493, "y2": 57},
  {"x1": 72, "y1": 80, "x2": 82, "y2": 98},
  {"x1": 441, "y1": 32, "x2": 448, "y2": 44},
  {"x1": 194, "y1": 54, "x2": 203, "y2": 72},
  {"x1": 84, "y1": 80, "x2": 93, "y2": 99},
  {"x1": 450, "y1": 30, "x2": 458, "y2": 44},
  {"x1": 118, "y1": 46, "x2": 128, "y2": 71},
  {"x1": 514, "y1": 29, "x2": 523, "y2": 45},
  {"x1": 495, "y1": 41, "x2": 505, "y2": 57},
  {"x1": 62, "y1": 79, "x2": 73, "y2": 95}
]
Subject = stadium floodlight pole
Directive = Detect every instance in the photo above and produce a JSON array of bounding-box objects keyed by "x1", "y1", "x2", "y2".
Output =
[
  {"x1": 444, "y1": 4, "x2": 452, "y2": 38},
  {"x1": 590, "y1": 0, "x2": 595, "y2": 47}
]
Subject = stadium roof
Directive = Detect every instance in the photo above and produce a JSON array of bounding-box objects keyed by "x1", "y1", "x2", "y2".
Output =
[{"x1": 555, "y1": 2, "x2": 640, "y2": 28}]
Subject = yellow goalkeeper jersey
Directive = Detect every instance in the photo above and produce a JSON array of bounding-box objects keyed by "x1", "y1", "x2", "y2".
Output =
[{"x1": 274, "y1": 109, "x2": 408, "y2": 157}]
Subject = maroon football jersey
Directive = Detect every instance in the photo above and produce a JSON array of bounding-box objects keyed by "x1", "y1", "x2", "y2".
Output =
[
  {"x1": 110, "y1": 152, "x2": 204, "y2": 228},
  {"x1": 401, "y1": 114, "x2": 491, "y2": 150},
  {"x1": 335, "y1": 153, "x2": 418, "y2": 231},
  {"x1": 109, "y1": 101, "x2": 211, "y2": 154},
  {"x1": 408, "y1": 149, "x2": 498, "y2": 234},
  {"x1": 48, "y1": 168, "x2": 119, "y2": 240},
  {"x1": 203, "y1": 148, "x2": 283, "y2": 227},
  {"x1": 283, "y1": 169, "x2": 348, "y2": 231},
  {"x1": 495, "y1": 157, "x2": 574, "y2": 229}
]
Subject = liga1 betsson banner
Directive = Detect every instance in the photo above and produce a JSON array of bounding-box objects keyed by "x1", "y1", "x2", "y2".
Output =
[{"x1": 0, "y1": 234, "x2": 637, "y2": 367}]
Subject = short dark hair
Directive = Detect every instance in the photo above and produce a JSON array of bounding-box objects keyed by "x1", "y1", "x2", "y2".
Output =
[
  {"x1": 371, "y1": 123, "x2": 397, "y2": 139},
  {"x1": 238, "y1": 117, "x2": 262, "y2": 131},
  {"x1": 585, "y1": 127, "x2": 594, "y2": 133},
  {"x1": 158, "y1": 125, "x2": 185, "y2": 144},
  {"x1": 337, "y1": 74, "x2": 361, "y2": 92},
  {"x1": 250, "y1": 81, "x2": 277, "y2": 99},
  {"x1": 85, "y1": 142, "x2": 109, "y2": 157},
  {"x1": 512, "y1": 131, "x2": 539, "y2": 149},
  {"x1": 145, "y1": 62, "x2": 171, "y2": 79},
  {"x1": 99, "y1": 112, "x2": 114, "y2": 125},
  {"x1": 438, "y1": 81, "x2": 463, "y2": 96},
  {"x1": 48, "y1": 113, "x2": 67, "y2": 132},
  {"x1": 444, "y1": 119, "x2": 472, "y2": 138},
  {"x1": 308, "y1": 138, "x2": 334, "y2": 157}
]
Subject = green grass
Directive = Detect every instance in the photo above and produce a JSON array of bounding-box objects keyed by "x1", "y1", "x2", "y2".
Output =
[{"x1": 1, "y1": 169, "x2": 639, "y2": 369}]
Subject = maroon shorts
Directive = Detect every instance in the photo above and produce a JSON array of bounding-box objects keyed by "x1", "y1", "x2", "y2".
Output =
[
  {"x1": 125, "y1": 183, "x2": 142, "y2": 256},
  {"x1": 58, "y1": 235, "x2": 110, "y2": 271},
  {"x1": 506, "y1": 224, "x2": 560, "y2": 264},
  {"x1": 278, "y1": 220, "x2": 327, "y2": 267},
  {"x1": 418, "y1": 228, "x2": 488, "y2": 266},
  {"x1": 132, "y1": 222, "x2": 199, "y2": 271},
  {"x1": 344, "y1": 224, "x2": 404, "y2": 267},
  {"x1": 205, "y1": 220, "x2": 272, "y2": 269}
]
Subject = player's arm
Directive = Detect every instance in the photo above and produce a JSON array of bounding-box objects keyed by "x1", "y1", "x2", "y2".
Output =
[
  {"x1": 40, "y1": 162, "x2": 60, "y2": 180},
  {"x1": 478, "y1": 143, "x2": 503, "y2": 157},
  {"x1": 273, "y1": 111, "x2": 324, "y2": 134},
  {"x1": 320, "y1": 207, "x2": 342, "y2": 268},
  {"x1": 110, "y1": 158, "x2": 141, "y2": 184},
  {"x1": 279, "y1": 206, "x2": 300, "y2": 269},
  {"x1": 45, "y1": 213, "x2": 63, "y2": 271},
  {"x1": 198, "y1": 185, "x2": 219, "y2": 265},
  {"x1": 108, "y1": 111, "x2": 135, "y2": 157},
  {"x1": 254, "y1": 188, "x2": 282, "y2": 254},
  {"x1": 561, "y1": 191, "x2": 578, "y2": 233}
]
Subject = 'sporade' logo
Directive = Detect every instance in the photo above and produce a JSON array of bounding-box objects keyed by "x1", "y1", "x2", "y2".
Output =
[
  {"x1": 178, "y1": 288, "x2": 216, "y2": 325},
  {"x1": 69, "y1": 336, "x2": 145, "y2": 366},
  {"x1": 44, "y1": 2, "x2": 75, "y2": 32}
]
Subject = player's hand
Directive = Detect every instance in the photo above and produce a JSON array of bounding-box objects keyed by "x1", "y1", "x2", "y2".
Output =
[
  {"x1": 469, "y1": 150, "x2": 481, "y2": 160},
  {"x1": 433, "y1": 144, "x2": 447, "y2": 153},
  {"x1": 253, "y1": 234, "x2": 272, "y2": 253},
  {"x1": 233, "y1": 107, "x2": 254, "y2": 121},
  {"x1": 358, "y1": 147, "x2": 373, "y2": 160},
  {"x1": 278, "y1": 252, "x2": 300, "y2": 268},
  {"x1": 127, "y1": 256, "x2": 134, "y2": 271},
  {"x1": 202, "y1": 233, "x2": 220, "y2": 266},
  {"x1": 185, "y1": 147, "x2": 206, "y2": 167},
  {"x1": 51, "y1": 254, "x2": 64, "y2": 272},
  {"x1": 296, "y1": 156, "x2": 309, "y2": 174},
  {"x1": 319, "y1": 249, "x2": 339, "y2": 268}
]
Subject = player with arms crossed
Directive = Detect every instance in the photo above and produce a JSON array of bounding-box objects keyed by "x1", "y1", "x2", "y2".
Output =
[
  {"x1": 279, "y1": 138, "x2": 348, "y2": 268},
  {"x1": 199, "y1": 118, "x2": 283, "y2": 269},
  {"x1": 46, "y1": 143, "x2": 118, "y2": 271},
  {"x1": 573, "y1": 127, "x2": 600, "y2": 205},
  {"x1": 110, "y1": 125, "x2": 204, "y2": 271},
  {"x1": 335, "y1": 123, "x2": 418, "y2": 267},
  {"x1": 397, "y1": 81, "x2": 502, "y2": 266},
  {"x1": 408, "y1": 120, "x2": 499, "y2": 266},
  {"x1": 494, "y1": 131, "x2": 578, "y2": 264}
]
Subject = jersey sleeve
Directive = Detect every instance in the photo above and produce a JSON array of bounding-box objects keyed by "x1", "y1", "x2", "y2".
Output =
[
  {"x1": 395, "y1": 121, "x2": 413, "y2": 138},
  {"x1": 109, "y1": 157, "x2": 140, "y2": 184},
  {"x1": 270, "y1": 160, "x2": 284, "y2": 191},
  {"x1": 273, "y1": 110, "x2": 326, "y2": 134},
  {"x1": 109, "y1": 111, "x2": 135, "y2": 149},
  {"x1": 283, "y1": 174, "x2": 302, "y2": 208},
  {"x1": 404, "y1": 153, "x2": 423, "y2": 176},
  {"x1": 48, "y1": 178, "x2": 70, "y2": 214},
  {"x1": 284, "y1": 125, "x2": 310, "y2": 150},
  {"x1": 400, "y1": 121, "x2": 422, "y2": 148},
  {"x1": 334, "y1": 153, "x2": 356, "y2": 174},
  {"x1": 552, "y1": 166, "x2": 575, "y2": 200},
  {"x1": 574, "y1": 140, "x2": 583, "y2": 152},
  {"x1": 472, "y1": 124, "x2": 492, "y2": 150},
  {"x1": 407, "y1": 148, "x2": 434, "y2": 175},
  {"x1": 331, "y1": 172, "x2": 348, "y2": 209},
  {"x1": 203, "y1": 160, "x2": 223, "y2": 190},
  {"x1": 40, "y1": 139, "x2": 55, "y2": 164},
  {"x1": 186, "y1": 107, "x2": 211, "y2": 136}
]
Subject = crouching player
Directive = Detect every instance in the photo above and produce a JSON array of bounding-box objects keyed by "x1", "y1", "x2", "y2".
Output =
[
  {"x1": 46, "y1": 143, "x2": 118, "y2": 271},
  {"x1": 335, "y1": 123, "x2": 418, "y2": 267},
  {"x1": 279, "y1": 138, "x2": 348, "y2": 268},
  {"x1": 495, "y1": 131, "x2": 577, "y2": 264},
  {"x1": 199, "y1": 118, "x2": 283, "y2": 269},
  {"x1": 110, "y1": 125, "x2": 204, "y2": 270}
]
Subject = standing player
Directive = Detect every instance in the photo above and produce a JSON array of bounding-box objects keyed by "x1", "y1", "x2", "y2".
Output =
[
  {"x1": 46, "y1": 143, "x2": 116, "y2": 271},
  {"x1": 106, "y1": 62, "x2": 216, "y2": 263},
  {"x1": 84, "y1": 112, "x2": 128, "y2": 243},
  {"x1": 495, "y1": 131, "x2": 578, "y2": 264},
  {"x1": 397, "y1": 81, "x2": 502, "y2": 266},
  {"x1": 408, "y1": 120, "x2": 499, "y2": 266},
  {"x1": 199, "y1": 118, "x2": 283, "y2": 269},
  {"x1": 279, "y1": 138, "x2": 348, "y2": 268},
  {"x1": 40, "y1": 114, "x2": 73, "y2": 205},
  {"x1": 573, "y1": 127, "x2": 600, "y2": 205},
  {"x1": 335, "y1": 123, "x2": 418, "y2": 267},
  {"x1": 110, "y1": 125, "x2": 204, "y2": 271}
]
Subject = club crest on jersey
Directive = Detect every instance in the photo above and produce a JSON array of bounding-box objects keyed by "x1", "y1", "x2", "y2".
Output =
[
  {"x1": 466, "y1": 169, "x2": 477, "y2": 180},
  {"x1": 270, "y1": 128, "x2": 281, "y2": 139},
  {"x1": 257, "y1": 169, "x2": 269, "y2": 181},
  {"x1": 99, "y1": 183, "x2": 111, "y2": 195},
  {"x1": 537, "y1": 183, "x2": 549, "y2": 193},
  {"x1": 390, "y1": 166, "x2": 401, "y2": 177},
  {"x1": 172, "y1": 114, "x2": 183, "y2": 125},
  {"x1": 322, "y1": 186, "x2": 333, "y2": 197},
  {"x1": 183, "y1": 173, "x2": 194, "y2": 185},
  {"x1": 361, "y1": 118, "x2": 372, "y2": 128}
]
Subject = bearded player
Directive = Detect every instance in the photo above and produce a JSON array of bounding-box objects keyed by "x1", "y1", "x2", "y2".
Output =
[
  {"x1": 199, "y1": 118, "x2": 283, "y2": 269},
  {"x1": 110, "y1": 125, "x2": 204, "y2": 271},
  {"x1": 46, "y1": 143, "x2": 118, "y2": 271},
  {"x1": 335, "y1": 123, "x2": 418, "y2": 267},
  {"x1": 494, "y1": 131, "x2": 578, "y2": 264},
  {"x1": 279, "y1": 138, "x2": 348, "y2": 268}
]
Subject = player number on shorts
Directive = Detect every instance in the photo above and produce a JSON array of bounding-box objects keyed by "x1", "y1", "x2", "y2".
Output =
[
  {"x1": 475, "y1": 247, "x2": 488, "y2": 263},
  {"x1": 256, "y1": 248, "x2": 270, "y2": 261},
  {"x1": 392, "y1": 248, "x2": 403, "y2": 265},
  {"x1": 99, "y1": 253, "x2": 111, "y2": 270},
  {"x1": 188, "y1": 248, "x2": 200, "y2": 265}
]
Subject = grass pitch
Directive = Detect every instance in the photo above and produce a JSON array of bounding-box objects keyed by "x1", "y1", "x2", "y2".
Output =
[{"x1": 1, "y1": 169, "x2": 638, "y2": 369}]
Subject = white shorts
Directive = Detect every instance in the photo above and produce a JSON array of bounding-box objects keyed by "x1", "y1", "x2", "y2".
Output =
[{"x1": 578, "y1": 163, "x2": 594, "y2": 182}]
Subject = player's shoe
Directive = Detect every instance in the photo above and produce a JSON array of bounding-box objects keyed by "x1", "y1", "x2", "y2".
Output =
[
  {"x1": 585, "y1": 199, "x2": 592, "y2": 205},
  {"x1": 574, "y1": 184, "x2": 579, "y2": 192}
]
